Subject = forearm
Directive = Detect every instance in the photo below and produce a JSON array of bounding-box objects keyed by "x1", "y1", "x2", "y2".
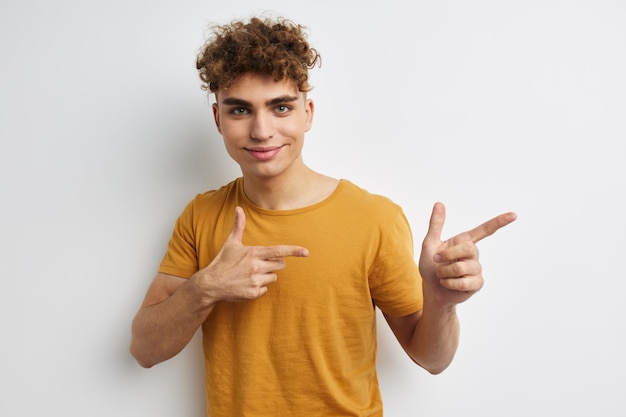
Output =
[
  {"x1": 130, "y1": 277, "x2": 215, "y2": 368},
  {"x1": 408, "y1": 297, "x2": 460, "y2": 375}
]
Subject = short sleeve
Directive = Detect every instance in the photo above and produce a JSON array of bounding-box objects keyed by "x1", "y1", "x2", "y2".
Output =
[
  {"x1": 369, "y1": 209, "x2": 423, "y2": 317},
  {"x1": 159, "y1": 199, "x2": 199, "y2": 279}
]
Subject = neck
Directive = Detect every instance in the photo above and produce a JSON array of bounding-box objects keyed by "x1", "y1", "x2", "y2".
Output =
[{"x1": 242, "y1": 166, "x2": 338, "y2": 210}]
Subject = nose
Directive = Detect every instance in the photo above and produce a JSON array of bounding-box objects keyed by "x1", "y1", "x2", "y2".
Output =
[{"x1": 250, "y1": 111, "x2": 274, "y2": 141}]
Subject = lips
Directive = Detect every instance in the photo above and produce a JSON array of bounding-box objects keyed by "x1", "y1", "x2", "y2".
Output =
[{"x1": 245, "y1": 145, "x2": 284, "y2": 161}]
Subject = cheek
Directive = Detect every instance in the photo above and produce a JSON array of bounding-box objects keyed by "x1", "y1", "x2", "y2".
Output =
[
  {"x1": 285, "y1": 119, "x2": 308, "y2": 137},
  {"x1": 219, "y1": 127, "x2": 242, "y2": 153},
  {"x1": 222, "y1": 138, "x2": 243, "y2": 162},
  {"x1": 220, "y1": 121, "x2": 249, "y2": 141}
]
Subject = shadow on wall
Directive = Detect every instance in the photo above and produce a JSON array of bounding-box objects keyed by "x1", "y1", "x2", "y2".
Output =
[
  {"x1": 147, "y1": 107, "x2": 240, "y2": 195},
  {"x1": 120, "y1": 98, "x2": 239, "y2": 416}
]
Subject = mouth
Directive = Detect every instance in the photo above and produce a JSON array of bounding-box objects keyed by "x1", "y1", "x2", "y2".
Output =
[{"x1": 244, "y1": 145, "x2": 285, "y2": 161}]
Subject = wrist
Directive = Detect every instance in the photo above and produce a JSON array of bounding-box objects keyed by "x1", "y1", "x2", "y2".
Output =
[
  {"x1": 185, "y1": 271, "x2": 220, "y2": 311},
  {"x1": 422, "y1": 281, "x2": 458, "y2": 313}
]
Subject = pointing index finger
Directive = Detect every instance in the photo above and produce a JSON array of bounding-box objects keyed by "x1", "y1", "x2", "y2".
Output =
[
  {"x1": 467, "y1": 211, "x2": 517, "y2": 243},
  {"x1": 261, "y1": 245, "x2": 310, "y2": 259}
]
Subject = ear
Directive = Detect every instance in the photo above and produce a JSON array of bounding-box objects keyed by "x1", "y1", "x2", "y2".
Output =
[
  {"x1": 212, "y1": 103, "x2": 222, "y2": 134},
  {"x1": 304, "y1": 99, "x2": 314, "y2": 132}
]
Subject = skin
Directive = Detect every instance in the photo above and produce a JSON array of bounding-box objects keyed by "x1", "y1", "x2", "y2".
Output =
[
  {"x1": 130, "y1": 73, "x2": 517, "y2": 374},
  {"x1": 387, "y1": 202, "x2": 516, "y2": 373}
]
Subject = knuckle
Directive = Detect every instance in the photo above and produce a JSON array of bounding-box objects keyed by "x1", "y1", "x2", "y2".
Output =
[
  {"x1": 269, "y1": 247, "x2": 284, "y2": 259},
  {"x1": 249, "y1": 246, "x2": 262, "y2": 257},
  {"x1": 476, "y1": 276, "x2": 484, "y2": 291},
  {"x1": 248, "y1": 262, "x2": 263, "y2": 275},
  {"x1": 253, "y1": 245, "x2": 284, "y2": 260},
  {"x1": 245, "y1": 287, "x2": 263, "y2": 299},
  {"x1": 435, "y1": 267, "x2": 446, "y2": 279},
  {"x1": 466, "y1": 241, "x2": 479, "y2": 257},
  {"x1": 451, "y1": 262, "x2": 464, "y2": 276},
  {"x1": 256, "y1": 286, "x2": 268, "y2": 297},
  {"x1": 250, "y1": 274, "x2": 265, "y2": 287}
]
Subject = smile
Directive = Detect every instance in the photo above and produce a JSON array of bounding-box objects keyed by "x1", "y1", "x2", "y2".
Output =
[{"x1": 245, "y1": 145, "x2": 284, "y2": 161}]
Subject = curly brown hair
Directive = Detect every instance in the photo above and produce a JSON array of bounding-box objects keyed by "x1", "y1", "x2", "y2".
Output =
[{"x1": 196, "y1": 16, "x2": 321, "y2": 94}]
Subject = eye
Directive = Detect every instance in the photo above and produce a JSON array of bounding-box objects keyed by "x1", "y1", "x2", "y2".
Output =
[
  {"x1": 275, "y1": 105, "x2": 291, "y2": 114},
  {"x1": 230, "y1": 107, "x2": 249, "y2": 115}
]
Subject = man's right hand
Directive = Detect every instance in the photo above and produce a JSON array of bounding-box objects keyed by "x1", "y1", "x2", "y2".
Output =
[{"x1": 192, "y1": 206, "x2": 309, "y2": 303}]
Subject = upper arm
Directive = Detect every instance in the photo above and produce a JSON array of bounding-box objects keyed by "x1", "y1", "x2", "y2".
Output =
[{"x1": 140, "y1": 272, "x2": 188, "y2": 308}]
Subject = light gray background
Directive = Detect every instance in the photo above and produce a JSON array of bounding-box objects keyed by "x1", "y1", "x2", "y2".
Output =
[{"x1": 1, "y1": 1, "x2": 624, "y2": 416}]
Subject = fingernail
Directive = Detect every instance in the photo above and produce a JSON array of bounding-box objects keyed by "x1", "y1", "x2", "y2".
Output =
[{"x1": 433, "y1": 253, "x2": 442, "y2": 262}]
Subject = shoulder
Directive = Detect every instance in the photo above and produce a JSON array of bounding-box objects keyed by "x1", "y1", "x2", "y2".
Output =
[
  {"x1": 174, "y1": 178, "x2": 241, "y2": 227},
  {"x1": 193, "y1": 178, "x2": 240, "y2": 206},
  {"x1": 337, "y1": 180, "x2": 403, "y2": 216},
  {"x1": 183, "y1": 178, "x2": 241, "y2": 216}
]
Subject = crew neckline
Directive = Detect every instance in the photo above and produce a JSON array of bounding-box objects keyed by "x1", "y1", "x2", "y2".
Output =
[{"x1": 236, "y1": 177, "x2": 347, "y2": 216}]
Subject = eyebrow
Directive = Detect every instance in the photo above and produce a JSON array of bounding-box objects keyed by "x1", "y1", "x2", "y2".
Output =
[{"x1": 220, "y1": 95, "x2": 299, "y2": 107}]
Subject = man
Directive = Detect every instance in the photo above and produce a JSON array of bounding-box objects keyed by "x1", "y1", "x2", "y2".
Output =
[{"x1": 130, "y1": 16, "x2": 517, "y2": 416}]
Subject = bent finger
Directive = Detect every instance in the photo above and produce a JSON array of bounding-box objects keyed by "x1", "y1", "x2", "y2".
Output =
[
  {"x1": 436, "y1": 259, "x2": 482, "y2": 279},
  {"x1": 440, "y1": 276, "x2": 484, "y2": 292},
  {"x1": 436, "y1": 240, "x2": 479, "y2": 263}
]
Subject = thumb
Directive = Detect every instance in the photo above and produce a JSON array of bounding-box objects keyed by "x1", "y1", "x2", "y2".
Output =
[
  {"x1": 227, "y1": 206, "x2": 246, "y2": 244},
  {"x1": 424, "y1": 202, "x2": 445, "y2": 246}
]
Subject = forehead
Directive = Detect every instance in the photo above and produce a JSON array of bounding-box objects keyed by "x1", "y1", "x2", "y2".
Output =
[{"x1": 217, "y1": 73, "x2": 302, "y2": 103}]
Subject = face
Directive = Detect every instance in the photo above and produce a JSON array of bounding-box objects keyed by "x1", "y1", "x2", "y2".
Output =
[{"x1": 212, "y1": 73, "x2": 314, "y2": 181}]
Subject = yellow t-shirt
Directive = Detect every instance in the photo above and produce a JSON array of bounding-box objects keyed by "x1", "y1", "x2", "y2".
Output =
[{"x1": 160, "y1": 178, "x2": 423, "y2": 416}]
